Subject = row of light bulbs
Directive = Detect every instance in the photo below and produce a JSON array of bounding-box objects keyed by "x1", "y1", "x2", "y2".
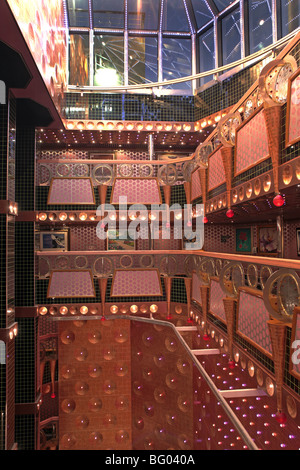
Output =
[
  {"x1": 38, "y1": 304, "x2": 159, "y2": 316},
  {"x1": 65, "y1": 120, "x2": 193, "y2": 133},
  {"x1": 37, "y1": 209, "x2": 205, "y2": 223}
]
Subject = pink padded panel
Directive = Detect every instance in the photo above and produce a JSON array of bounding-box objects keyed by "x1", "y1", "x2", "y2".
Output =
[
  {"x1": 287, "y1": 73, "x2": 300, "y2": 146},
  {"x1": 237, "y1": 291, "x2": 272, "y2": 355},
  {"x1": 191, "y1": 169, "x2": 202, "y2": 201},
  {"x1": 111, "y1": 178, "x2": 161, "y2": 205},
  {"x1": 235, "y1": 108, "x2": 269, "y2": 176},
  {"x1": 209, "y1": 279, "x2": 226, "y2": 322},
  {"x1": 208, "y1": 148, "x2": 225, "y2": 191},
  {"x1": 111, "y1": 269, "x2": 162, "y2": 297},
  {"x1": 191, "y1": 272, "x2": 202, "y2": 305},
  {"x1": 48, "y1": 178, "x2": 95, "y2": 205},
  {"x1": 47, "y1": 270, "x2": 95, "y2": 298}
]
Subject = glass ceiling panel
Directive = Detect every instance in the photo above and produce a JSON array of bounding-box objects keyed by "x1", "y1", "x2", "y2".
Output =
[
  {"x1": 280, "y1": 0, "x2": 300, "y2": 36},
  {"x1": 213, "y1": 0, "x2": 236, "y2": 12},
  {"x1": 69, "y1": 33, "x2": 90, "y2": 86},
  {"x1": 92, "y1": 0, "x2": 124, "y2": 29},
  {"x1": 94, "y1": 34, "x2": 124, "y2": 86},
  {"x1": 127, "y1": 0, "x2": 160, "y2": 30},
  {"x1": 162, "y1": 37, "x2": 192, "y2": 92},
  {"x1": 128, "y1": 36, "x2": 158, "y2": 85},
  {"x1": 221, "y1": 8, "x2": 241, "y2": 65},
  {"x1": 67, "y1": 0, "x2": 90, "y2": 27},
  {"x1": 199, "y1": 27, "x2": 215, "y2": 85},
  {"x1": 162, "y1": 0, "x2": 190, "y2": 32},
  {"x1": 191, "y1": 0, "x2": 214, "y2": 29},
  {"x1": 249, "y1": 0, "x2": 273, "y2": 53}
]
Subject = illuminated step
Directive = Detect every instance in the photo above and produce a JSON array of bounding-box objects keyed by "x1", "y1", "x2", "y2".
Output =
[
  {"x1": 219, "y1": 388, "x2": 267, "y2": 398},
  {"x1": 176, "y1": 326, "x2": 198, "y2": 331},
  {"x1": 191, "y1": 348, "x2": 220, "y2": 355}
]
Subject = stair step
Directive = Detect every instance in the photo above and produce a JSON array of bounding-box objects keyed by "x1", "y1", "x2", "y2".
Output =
[
  {"x1": 191, "y1": 348, "x2": 220, "y2": 355},
  {"x1": 219, "y1": 388, "x2": 267, "y2": 399},
  {"x1": 176, "y1": 326, "x2": 198, "y2": 331}
]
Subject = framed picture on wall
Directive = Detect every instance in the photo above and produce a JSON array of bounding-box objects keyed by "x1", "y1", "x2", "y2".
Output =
[
  {"x1": 40, "y1": 230, "x2": 68, "y2": 251},
  {"x1": 107, "y1": 229, "x2": 136, "y2": 251},
  {"x1": 235, "y1": 227, "x2": 252, "y2": 253},
  {"x1": 297, "y1": 228, "x2": 300, "y2": 256},
  {"x1": 257, "y1": 225, "x2": 278, "y2": 256}
]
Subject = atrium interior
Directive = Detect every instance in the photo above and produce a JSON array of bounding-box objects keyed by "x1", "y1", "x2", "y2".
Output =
[{"x1": 0, "y1": 0, "x2": 300, "y2": 451}]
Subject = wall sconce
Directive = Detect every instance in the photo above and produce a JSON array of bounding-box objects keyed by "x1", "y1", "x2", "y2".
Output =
[
  {"x1": 59, "y1": 306, "x2": 68, "y2": 315},
  {"x1": 79, "y1": 212, "x2": 87, "y2": 221},
  {"x1": 8, "y1": 202, "x2": 18, "y2": 216},
  {"x1": 38, "y1": 213, "x2": 47, "y2": 221},
  {"x1": 130, "y1": 305, "x2": 138, "y2": 313},
  {"x1": 150, "y1": 304, "x2": 158, "y2": 313},
  {"x1": 59, "y1": 212, "x2": 68, "y2": 221},
  {"x1": 39, "y1": 307, "x2": 48, "y2": 316}
]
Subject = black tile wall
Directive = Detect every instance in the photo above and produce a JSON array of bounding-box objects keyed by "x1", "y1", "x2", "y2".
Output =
[
  {"x1": 0, "y1": 102, "x2": 8, "y2": 201},
  {"x1": 15, "y1": 222, "x2": 35, "y2": 308},
  {"x1": 63, "y1": 93, "x2": 195, "y2": 123},
  {"x1": 15, "y1": 127, "x2": 35, "y2": 212},
  {"x1": 0, "y1": 215, "x2": 6, "y2": 330},
  {"x1": 170, "y1": 277, "x2": 187, "y2": 303},
  {"x1": 15, "y1": 318, "x2": 37, "y2": 404}
]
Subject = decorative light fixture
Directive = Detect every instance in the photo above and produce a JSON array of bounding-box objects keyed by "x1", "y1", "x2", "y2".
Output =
[
  {"x1": 275, "y1": 411, "x2": 287, "y2": 424},
  {"x1": 273, "y1": 193, "x2": 284, "y2": 207},
  {"x1": 226, "y1": 208, "x2": 234, "y2": 218},
  {"x1": 39, "y1": 307, "x2": 48, "y2": 316},
  {"x1": 150, "y1": 304, "x2": 158, "y2": 313},
  {"x1": 130, "y1": 305, "x2": 138, "y2": 314},
  {"x1": 59, "y1": 212, "x2": 67, "y2": 221},
  {"x1": 203, "y1": 216, "x2": 208, "y2": 224},
  {"x1": 59, "y1": 306, "x2": 68, "y2": 315}
]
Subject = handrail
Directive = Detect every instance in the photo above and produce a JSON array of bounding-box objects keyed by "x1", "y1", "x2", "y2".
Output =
[
  {"x1": 36, "y1": 157, "x2": 194, "y2": 165},
  {"x1": 36, "y1": 249, "x2": 300, "y2": 271},
  {"x1": 53, "y1": 313, "x2": 259, "y2": 450}
]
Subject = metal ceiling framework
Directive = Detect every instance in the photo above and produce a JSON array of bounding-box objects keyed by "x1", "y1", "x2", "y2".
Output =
[{"x1": 63, "y1": 0, "x2": 297, "y2": 93}]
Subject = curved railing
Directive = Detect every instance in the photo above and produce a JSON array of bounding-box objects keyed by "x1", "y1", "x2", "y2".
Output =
[{"x1": 36, "y1": 249, "x2": 300, "y2": 324}]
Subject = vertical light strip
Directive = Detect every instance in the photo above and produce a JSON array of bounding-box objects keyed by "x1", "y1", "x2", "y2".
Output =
[
  {"x1": 213, "y1": 16, "x2": 219, "y2": 70},
  {"x1": 124, "y1": 0, "x2": 129, "y2": 86},
  {"x1": 62, "y1": 0, "x2": 69, "y2": 28},
  {"x1": 89, "y1": 29, "x2": 94, "y2": 87},
  {"x1": 88, "y1": 0, "x2": 93, "y2": 86},
  {"x1": 191, "y1": 33, "x2": 197, "y2": 93},
  {"x1": 272, "y1": 0, "x2": 278, "y2": 43},
  {"x1": 183, "y1": 0, "x2": 195, "y2": 33},
  {"x1": 88, "y1": 0, "x2": 93, "y2": 28},
  {"x1": 158, "y1": 0, "x2": 164, "y2": 84},
  {"x1": 240, "y1": 0, "x2": 245, "y2": 59},
  {"x1": 62, "y1": 0, "x2": 70, "y2": 86}
]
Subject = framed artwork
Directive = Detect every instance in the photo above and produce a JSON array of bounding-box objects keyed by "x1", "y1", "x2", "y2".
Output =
[
  {"x1": 40, "y1": 230, "x2": 68, "y2": 251},
  {"x1": 289, "y1": 308, "x2": 300, "y2": 381},
  {"x1": 107, "y1": 229, "x2": 136, "y2": 251},
  {"x1": 285, "y1": 68, "x2": 300, "y2": 148},
  {"x1": 235, "y1": 227, "x2": 252, "y2": 253},
  {"x1": 297, "y1": 228, "x2": 300, "y2": 256},
  {"x1": 257, "y1": 225, "x2": 278, "y2": 256}
]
